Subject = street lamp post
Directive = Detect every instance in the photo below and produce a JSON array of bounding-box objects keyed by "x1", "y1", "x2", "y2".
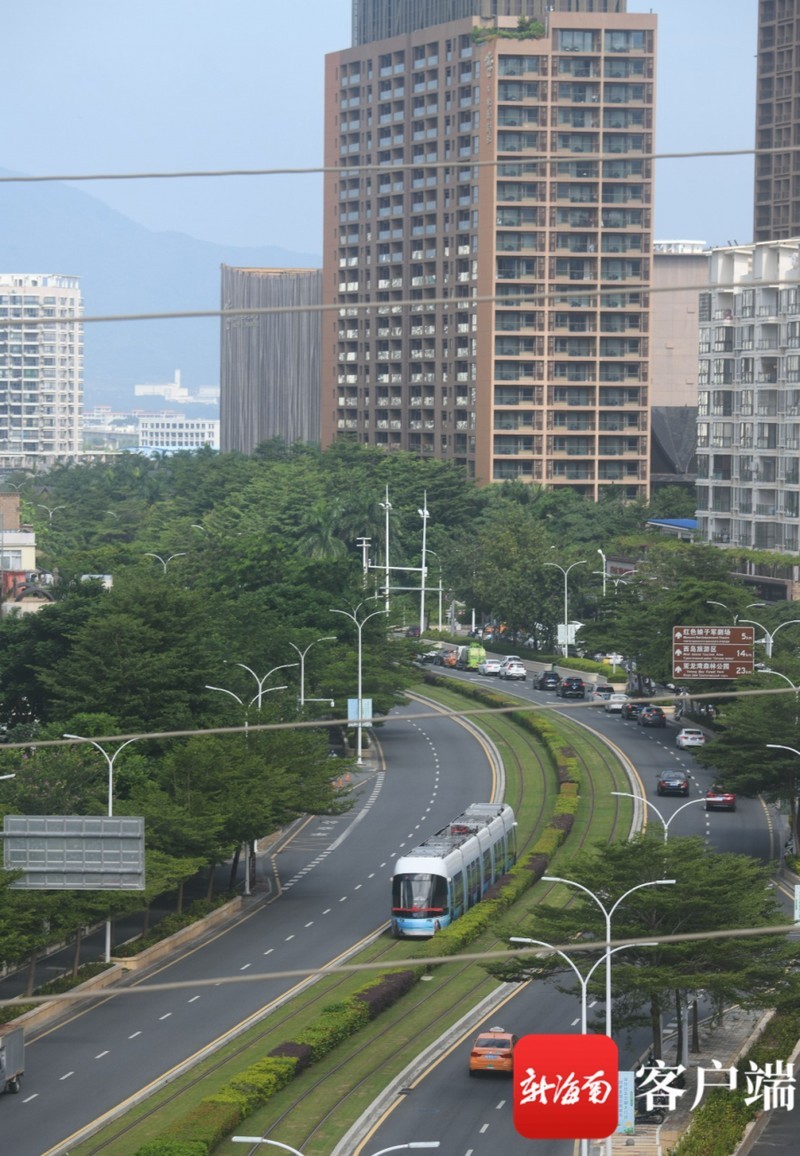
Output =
[
  {"x1": 37, "y1": 503, "x2": 66, "y2": 523},
  {"x1": 597, "y1": 548, "x2": 607, "y2": 597},
  {"x1": 289, "y1": 638, "x2": 336, "y2": 708},
  {"x1": 62, "y1": 733, "x2": 143, "y2": 961},
  {"x1": 765, "y1": 743, "x2": 800, "y2": 851},
  {"x1": 232, "y1": 1141, "x2": 440, "y2": 1154},
  {"x1": 380, "y1": 484, "x2": 392, "y2": 614},
  {"x1": 542, "y1": 873, "x2": 675, "y2": 1156},
  {"x1": 544, "y1": 559, "x2": 586, "y2": 656},
  {"x1": 611, "y1": 791, "x2": 710, "y2": 843},
  {"x1": 739, "y1": 615, "x2": 800, "y2": 659},
  {"x1": 756, "y1": 667, "x2": 800, "y2": 726},
  {"x1": 418, "y1": 492, "x2": 429, "y2": 636},
  {"x1": 144, "y1": 551, "x2": 186, "y2": 574},
  {"x1": 426, "y1": 549, "x2": 443, "y2": 632},
  {"x1": 226, "y1": 661, "x2": 298, "y2": 713},
  {"x1": 510, "y1": 936, "x2": 656, "y2": 1156},
  {"x1": 706, "y1": 600, "x2": 765, "y2": 625},
  {"x1": 330, "y1": 600, "x2": 388, "y2": 766}
]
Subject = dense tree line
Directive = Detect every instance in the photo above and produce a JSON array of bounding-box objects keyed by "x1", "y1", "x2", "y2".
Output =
[{"x1": 0, "y1": 443, "x2": 796, "y2": 978}]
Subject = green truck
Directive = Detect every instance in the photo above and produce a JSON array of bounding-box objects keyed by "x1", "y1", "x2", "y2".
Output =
[{"x1": 456, "y1": 641, "x2": 487, "y2": 671}]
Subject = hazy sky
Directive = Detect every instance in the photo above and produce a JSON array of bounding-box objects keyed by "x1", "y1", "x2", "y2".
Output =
[{"x1": 5, "y1": 1, "x2": 757, "y2": 255}]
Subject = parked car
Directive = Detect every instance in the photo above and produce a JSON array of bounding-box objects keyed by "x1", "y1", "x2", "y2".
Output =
[
  {"x1": 676, "y1": 727, "x2": 706, "y2": 749},
  {"x1": 468, "y1": 1025, "x2": 517, "y2": 1076},
  {"x1": 604, "y1": 693, "x2": 629, "y2": 714},
  {"x1": 705, "y1": 784, "x2": 736, "y2": 811},
  {"x1": 639, "y1": 705, "x2": 667, "y2": 728},
  {"x1": 656, "y1": 769, "x2": 690, "y2": 796},
  {"x1": 478, "y1": 657, "x2": 502, "y2": 676},
  {"x1": 536, "y1": 670, "x2": 561, "y2": 692},
  {"x1": 591, "y1": 684, "x2": 615, "y2": 703},
  {"x1": 558, "y1": 676, "x2": 586, "y2": 699},
  {"x1": 621, "y1": 701, "x2": 645, "y2": 721},
  {"x1": 499, "y1": 658, "x2": 526, "y2": 680}
]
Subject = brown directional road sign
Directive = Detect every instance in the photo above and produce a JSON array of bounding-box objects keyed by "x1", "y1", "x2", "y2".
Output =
[{"x1": 672, "y1": 625, "x2": 755, "y2": 679}]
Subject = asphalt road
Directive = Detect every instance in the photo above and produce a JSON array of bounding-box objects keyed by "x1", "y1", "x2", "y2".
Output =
[
  {"x1": 356, "y1": 664, "x2": 782, "y2": 1156},
  {"x1": 3, "y1": 700, "x2": 497, "y2": 1156}
]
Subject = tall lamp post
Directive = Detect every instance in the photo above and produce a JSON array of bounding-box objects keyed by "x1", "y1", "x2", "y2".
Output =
[
  {"x1": 765, "y1": 743, "x2": 800, "y2": 850},
  {"x1": 233, "y1": 1141, "x2": 440, "y2": 1154},
  {"x1": 510, "y1": 936, "x2": 655, "y2": 1156},
  {"x1": 707, "y1": 599, "x2": 765, "y2": 625},
  {"x1": 597, "y1": 547, "x2": 607, "y2": 597},
  {"x1": 144, "y1": 551, "x2": 186, "y2": 574},
  {"x1": 544, "y1": 559, "x2": 586, "y2": 656},
  {"x1": 426, "y1": 549, "x2": 443, "y2": 632},
  {"x1": 611, "y1": 791, "x2": 709, "y2": 843},
  {"x1": 289, "y1": 638, "x2": 336, "y2": 708},
  {"x1": 739, "y1": 614, "x2": 800, "y2": 659},
  {"x1": 62, "y1": 733, "x2": 142, "y2": 962},
  {"x1": 542, "y1": 873, "x2": 675, "y2": 1156},
  {"x1": 37, "y1": 503, "x2": 65, "y2": 523},
  {"x1": 379, "y1": 484, "x2": 392, "y2": 614},
  {"x1": 418, "y1": 492, "x2": 429, "y2": 635},
  {"x1": 226, "y1": 661, "x2": 298, "y2": 712},
  {"x1": 330, "y1": 600, "x2": 388, "y2": 766}
]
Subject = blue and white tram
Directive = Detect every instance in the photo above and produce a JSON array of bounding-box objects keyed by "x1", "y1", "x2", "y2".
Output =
[{"x1": 390, "y1": 802, "x2": 517, "y2": 937}]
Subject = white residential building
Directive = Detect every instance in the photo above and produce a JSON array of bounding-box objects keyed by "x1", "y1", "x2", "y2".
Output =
[
  {"x1": 137, "y1": 414, "x2": 220, "y2": 451},
  {"x1": 0, "y1": 273, "x2": 83, "y2": 467},
  {"x1": 696, "y1": 239, "x2": 800, "y2": 555}
]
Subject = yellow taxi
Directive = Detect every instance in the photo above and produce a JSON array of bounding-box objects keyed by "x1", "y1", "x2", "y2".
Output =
[{"x1": 468, "y1": 1025, "x2": 517, "y2": 1076}]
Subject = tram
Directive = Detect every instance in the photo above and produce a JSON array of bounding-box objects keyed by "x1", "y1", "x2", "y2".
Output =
[{"x1": 390, "y1": 802, "x2": 517, "y2": 937}]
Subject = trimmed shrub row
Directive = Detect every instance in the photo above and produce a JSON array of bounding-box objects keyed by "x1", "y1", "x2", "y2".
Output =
[{"x1": 136, "y1": 971, "x2": 420, "y2": 1155}]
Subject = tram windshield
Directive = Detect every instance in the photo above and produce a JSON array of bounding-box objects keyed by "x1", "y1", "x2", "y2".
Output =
[{"x1": 392, "y1": 872, "x2": 448, "y2": 917}]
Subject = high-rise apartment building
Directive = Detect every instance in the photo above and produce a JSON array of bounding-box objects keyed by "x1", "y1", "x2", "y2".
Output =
[
  {"x1": 0, "y1": 273, "x2": 83, "y2": 466},
  {"x1": 754, "y1": 0, "x2": 800, "y2": 242},
  {"x1": 323, "y1": 5, "x2": 656, "y2": 496},
  {"x1": 696, "y1": 239, "x2": 800, "y2": 554},
  {"x1": 220, "y1": 265, "x2": 322, "y2": 453}
]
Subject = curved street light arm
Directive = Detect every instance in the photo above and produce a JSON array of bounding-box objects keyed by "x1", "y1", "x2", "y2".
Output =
[
  {"x1": 204, "y1": 685, "x2": 244, "y2": 706},
  {"x1": 612, "y1": 789, "x2": 707, "y2": 842}
]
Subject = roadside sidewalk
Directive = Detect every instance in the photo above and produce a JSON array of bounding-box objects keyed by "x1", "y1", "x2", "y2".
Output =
[{"x1": 590, "y1": 1008, "x2": 769, "y2": 1155}]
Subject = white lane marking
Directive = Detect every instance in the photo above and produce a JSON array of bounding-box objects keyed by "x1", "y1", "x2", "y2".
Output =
[
  {"x1": 354, "y1": 884, "x2": 362, "y2": 890},
  {"x1": 305, "y1": 921, "x2": 314, "y2": 927},
  {"x1": 95, "y1": 1050, "x2": 109, "y2": 1059},
  {"x1": 285, "y1": 934, "x2": 295, "y2": 941},
  {"x1": 188, "y1": 995, "x2": 200, "y2": 1003},
  {"x1": 60, "y1": 1071, "x2": 74, "y2": 1080},
  {"x1": 496, "y1": 1100, "x2": 506, "y2": 1109},
  {"x1": 129, "y1": 1031, "x2": 142, "y2": 1039},
  {"x1": 22, "y1": 1094, "x2": 38, "y2": 1102},
  {"x1": 480, "y1": 1123, "x2": 490, "y2": 1133},
  {"x1": 339, "y1": 895, "x2": 348, "y2": 902},
  {"x1": 263, "y1": 948, "x2": 274, "y2": 956},
  {"x1": 368, "y1": 872, "x2": 375, "y2": 879},
  {"x1": 240, "y1": 963, "x2": 251, "y2": 971},
  {"x1": 159, "y1": 1013, "x2": 172, "y2": 1021},
  {"x1": 322, "y1": 908, "x2": 331, "y2": 915},
  {"x1": 571, "y1": 1017, "x2": 580, "y2": 1026}
]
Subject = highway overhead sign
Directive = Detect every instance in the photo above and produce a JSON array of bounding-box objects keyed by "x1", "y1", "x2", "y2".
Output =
[{"x1": 672, "y1": 625, "x2": 755, "y2": 679}]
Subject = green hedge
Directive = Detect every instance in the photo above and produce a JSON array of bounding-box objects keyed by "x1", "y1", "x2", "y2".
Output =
[{"x1": 670, "y1": 1009, "x2": 800, "y2": 1156}]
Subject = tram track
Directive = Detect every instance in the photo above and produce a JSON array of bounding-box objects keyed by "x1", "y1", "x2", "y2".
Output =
[{"x1": 72, "y1": 684, "x2": 631, "y2": 1156}]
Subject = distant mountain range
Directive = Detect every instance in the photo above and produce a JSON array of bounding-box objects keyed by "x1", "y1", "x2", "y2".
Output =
[{"x1": 0, "y1": 168, "x2": 321, "y2": 410}]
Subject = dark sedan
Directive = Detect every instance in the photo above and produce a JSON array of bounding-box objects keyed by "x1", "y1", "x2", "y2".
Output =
[
  {"x1": 621, "y1": 701, "x2": 645, "y2": 720},
  {"x1": 657, "y1": 769, "x2": 690, "y2": 796},
  {"x1": 536, "y1": 670, "x2": 561, "y2": 692},
  {"x1": 639, "y1": 705, "x2": 667, "y2": 728}
]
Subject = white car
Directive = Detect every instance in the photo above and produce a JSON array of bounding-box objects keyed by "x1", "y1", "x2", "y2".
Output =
[
  {"x1": 604, "y1": 693, "x2": 630, "y2": 713},
  {"x1": 498, "y1": 659, "x2": 526, "y2": 680},
  {"x1": 676, "y1": 727, "x2": 706, "y2": 749},
  {"x1": 478, "y1": 658, "x2": 502, "y2": 676}
]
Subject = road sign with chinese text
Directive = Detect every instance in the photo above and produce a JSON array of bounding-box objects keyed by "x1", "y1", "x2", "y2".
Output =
[{"x1": 672, "y1": 626, "x2": 755, "y2": 679}]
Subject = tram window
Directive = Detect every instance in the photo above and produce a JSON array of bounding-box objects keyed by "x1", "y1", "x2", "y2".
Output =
[
  {"x1": 452, "y1": 871, "x2": 464, "y2": 913},
  {"x1": 483, "y1": 847, "x2": 493, "y2": 884},
  {"x1": 467, "y1": 858, "x2": 480, "y2": 904}
]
